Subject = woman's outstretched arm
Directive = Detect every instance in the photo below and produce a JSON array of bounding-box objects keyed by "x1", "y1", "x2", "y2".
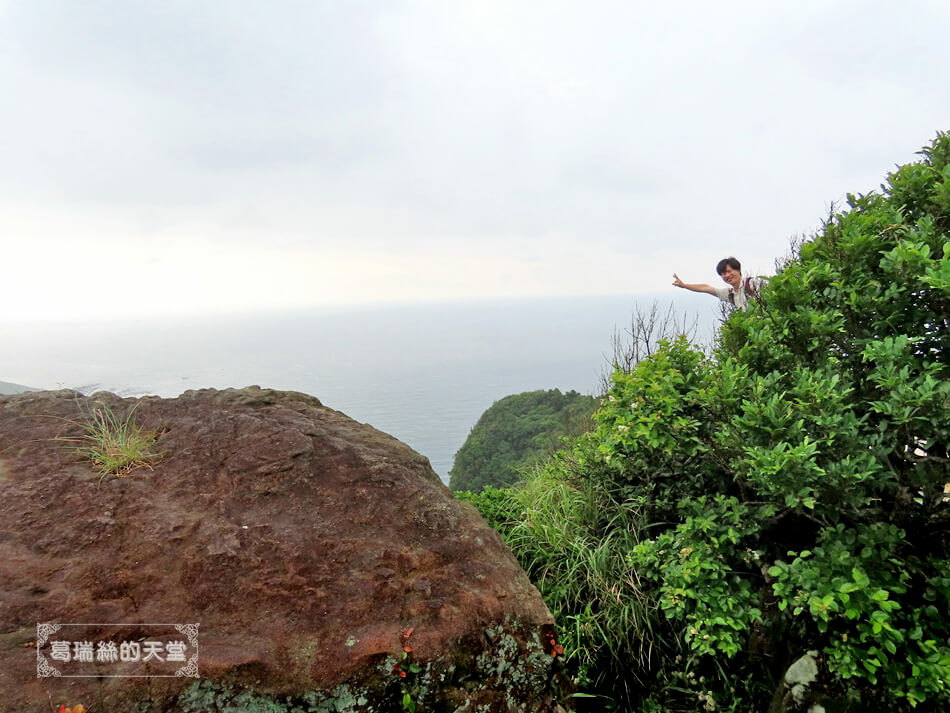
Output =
[{"x1": 672, "y1": 273, "x2": 718, "y2": 296}]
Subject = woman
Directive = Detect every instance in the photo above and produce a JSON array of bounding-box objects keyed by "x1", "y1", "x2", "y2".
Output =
[{"x1": 672, "y1": 257, "x2": 764, "y2": 310}]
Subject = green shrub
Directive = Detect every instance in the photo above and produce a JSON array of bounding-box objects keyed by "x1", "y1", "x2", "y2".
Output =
[
  {"x1": 455, "y1": 485, "x2": 517, "y2": 533},
  {"x1": 467, "y1": 132, "x2": 950, "y2": 711}
]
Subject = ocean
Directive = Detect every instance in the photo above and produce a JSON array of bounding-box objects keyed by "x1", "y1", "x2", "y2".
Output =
[{"x1": 0, "y1": 293, "x2": 720, "y2": 483}]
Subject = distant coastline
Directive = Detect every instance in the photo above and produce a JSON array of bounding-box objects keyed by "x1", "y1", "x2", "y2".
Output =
[
  {"x1": 0, "y1": 293, "x2": 722, "y2": 481},
  {"x1": 0, "y1": 380, "x2": 39, "y2": 395}
]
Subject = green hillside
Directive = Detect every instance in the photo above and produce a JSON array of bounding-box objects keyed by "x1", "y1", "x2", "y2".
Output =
[{"x1": 449, "y1": 389, "x2": 597, "y2": 492}]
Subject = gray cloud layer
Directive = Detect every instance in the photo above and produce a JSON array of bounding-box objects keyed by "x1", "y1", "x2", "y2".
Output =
[{"x1": 1, "y1": 0, "x2": 948, "y2": 317}]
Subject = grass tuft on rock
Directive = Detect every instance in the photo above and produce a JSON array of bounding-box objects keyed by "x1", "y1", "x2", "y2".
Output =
[{"x1": 62, "y1": 400, "x2": 161, "y2": 476}]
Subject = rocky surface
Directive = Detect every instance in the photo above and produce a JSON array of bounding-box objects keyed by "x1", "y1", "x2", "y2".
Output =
[
  {"x1": 767, "y1": 650, "x2": 843, "y2": 713},
  {"x1": 0, "y1": 387, "x2": 566, "y2": 712}
]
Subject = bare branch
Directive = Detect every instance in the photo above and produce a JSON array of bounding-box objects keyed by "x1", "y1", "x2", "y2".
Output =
[{"x1": 599, "y1": 301, "x2": 700, "y2": 395}]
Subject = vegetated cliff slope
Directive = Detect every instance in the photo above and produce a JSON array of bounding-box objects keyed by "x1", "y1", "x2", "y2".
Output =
[
  {"x1": 0, "y1": 386, "x2": 567, "y2": 712},
  {"x1": 449, "y1": 389, "x2": 597, "y2": 492}
]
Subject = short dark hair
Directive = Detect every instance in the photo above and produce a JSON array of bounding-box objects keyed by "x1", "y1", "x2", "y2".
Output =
[{"x1": 716, "y1": 257, "x2": 741, "y2": 275}]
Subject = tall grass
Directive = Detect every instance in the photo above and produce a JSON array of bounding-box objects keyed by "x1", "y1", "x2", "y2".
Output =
[{"x1": 498, "y1": 446, "x2": 672, "y2": 703}]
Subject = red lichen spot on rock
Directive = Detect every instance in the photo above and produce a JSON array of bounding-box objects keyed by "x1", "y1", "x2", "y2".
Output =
[{"x1": 543, "y1": 632, "x2": 564, "y2": 657}]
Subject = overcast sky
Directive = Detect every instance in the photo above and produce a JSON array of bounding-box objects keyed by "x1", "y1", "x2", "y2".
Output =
[{"x1": 1, "y1": 0, "x2": 948, "y2": 322}]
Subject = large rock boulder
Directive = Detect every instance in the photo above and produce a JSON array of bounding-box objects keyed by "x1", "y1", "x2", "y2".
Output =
[{"x1": 0, "y1": 387, "x2": 567, "y2": 712}]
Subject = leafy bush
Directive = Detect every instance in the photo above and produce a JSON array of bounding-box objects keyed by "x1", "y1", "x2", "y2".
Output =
[
  {"x1": 455, "y1": 485, "x2": 517, "y2": 533},
  {"x1": 467, "y1": 132, "x2": 950, "y2": 711}
]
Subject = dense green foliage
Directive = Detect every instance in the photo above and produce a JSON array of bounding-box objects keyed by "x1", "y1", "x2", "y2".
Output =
[
  {"x1": 468, "y1": 133, "x2": 950, "y2": 711},
  {"x1": 449, "y1": 389, "x2": 597, "y2": 492}
]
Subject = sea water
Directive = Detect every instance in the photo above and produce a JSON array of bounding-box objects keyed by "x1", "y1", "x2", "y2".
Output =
[{"x1": 0, "y1": 293, "x2": 720, "y2": 482}]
